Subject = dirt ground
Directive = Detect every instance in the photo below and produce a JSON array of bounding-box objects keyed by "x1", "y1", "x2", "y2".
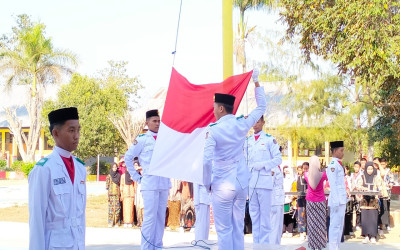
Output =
[{"x1": 0, "y1": 194, "x2": 108, "y2": 227}]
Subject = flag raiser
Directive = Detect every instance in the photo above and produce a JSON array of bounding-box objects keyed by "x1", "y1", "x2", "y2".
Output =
[{"x1": 148, "y1": 68, "x2": 253, "y2": 184}]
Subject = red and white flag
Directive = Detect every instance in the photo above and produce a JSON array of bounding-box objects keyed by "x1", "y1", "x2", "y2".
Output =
[{"x1": 148, "y1": 68, "x2": 252, "y2": 184}]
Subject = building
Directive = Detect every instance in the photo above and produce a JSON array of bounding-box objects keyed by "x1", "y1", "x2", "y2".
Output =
[{"x1": 0, "y1": 85, "x2": 55, "y2": 166}]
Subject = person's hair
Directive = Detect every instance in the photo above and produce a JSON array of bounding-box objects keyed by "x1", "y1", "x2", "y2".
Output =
[
  {"x1": 330, "y1": 147, "x2": 337, "y2": 153},
  {"x1": 380, "y1": 158, "x2": 387, "y2": 163},
  {"x1": 112, "y1": 162, "x2": 118, "y2": 168},
  {"x1": 354, "y1": 161, "x2": 361, "y2": 166},
  {"x1": 297, "y1": 165, "x2": 303, "y2": 170},
  {"x1": 146, "y1": 116, "x2": 159, "y2": 121},
  {"x1": 279, "y1": 146, "x2": 283, "y2": 152},
  {"x1": 373, "y1": 157, "x2": 381, "y2": 162},
  {"x1": 302, "y1": 162, "x2": 309, "y2": 167},
  {"x1": 49, "y1": 121, "x2": 67, "y2": 136},
  {"x1": 216, "y1": 102, "x2": 233, "y2": 114},
  {"x1": 345, "y1": 166, "x2": 350, "y2": 170},
  {"x1": 360, "y1": 158, "x2": 367, "y2": 162},
  {"x1": 259, "y1": 115, "x2": 264, "y2": 121}
]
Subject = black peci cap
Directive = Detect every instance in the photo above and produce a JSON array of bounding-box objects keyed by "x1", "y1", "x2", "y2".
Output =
[
  {"x1": 214, "y1": 93, "x2": 235, "y2": 106},
  {"x1": 146, "y1": 109, "x2": 159, "y2": 119},
  {"x1": 330, "y1": 141, "x2": 344, "y2": 149},
  {"x1": 48, "y1": 107, "x2": 79, "y2": 124}
]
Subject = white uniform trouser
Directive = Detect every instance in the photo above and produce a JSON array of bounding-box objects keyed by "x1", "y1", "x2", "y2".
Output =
[
  {"x1": 194, "y1": 204, "x2": 210, "y2": 241},
  {"x1": 329, "y1": 204, "x2": 346, "y2": 250},
  {"x1": 212, "y1": 181, "x2": 247, "y2": 250},
  {"x1": 269, "y1": 205, "x2": 284, "y2": 245},
  {"x1": 141, "y1": 190, "x2": 169, "y2": 250},
  {"x1": 249, "y1": 188, "x2": 272, "y2": 244}
]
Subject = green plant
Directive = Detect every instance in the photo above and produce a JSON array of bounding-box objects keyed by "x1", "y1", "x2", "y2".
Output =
[
  {"x1": 10, "y1": 161, "x2": 35, "y2": 176},
  {"x1": 20, "y1": 162, "x2": 35, "y2": 177},
  {"x1": 0, "y1": 160, "x2": 7, "y2": 170},
  {"x1": 89, "y1": 161, "x2": 110, "y2": 175},
  {"x1": 11, "y1": 161, "x2": 24, "y2": 172}
]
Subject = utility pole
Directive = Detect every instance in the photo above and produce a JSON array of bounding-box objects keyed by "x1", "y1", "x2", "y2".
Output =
[{"x1": 222, "y1": 0, "x2": 233, "y2": 80}]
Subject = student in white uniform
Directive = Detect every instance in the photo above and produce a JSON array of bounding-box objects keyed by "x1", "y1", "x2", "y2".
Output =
[
  {"x1": 29, "y1": 107, "x2": 86, "y2": 250},
  {"x1": 326, "y1": 141, "x2": 347, "y2": 250},
  {"x1": 193, "y1": 183, "x2": 211, "y2": 241},
  {"x1": 203, "y1": 69, "x2": 266, "y2": 250},
  {"x1": 125, "y1": 110, "x2": 171, "y2": 250},
  {"x1": 244, "y1": 117, "x2": 282, "y2": 244},
  {"x1": 269, "y1": 165, "x2": 285, "y2": 245}
]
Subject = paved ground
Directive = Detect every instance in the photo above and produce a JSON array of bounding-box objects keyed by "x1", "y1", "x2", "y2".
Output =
[
  {"x1": 1, "y1": 221, "x2": 400, "y2": 250},
  {"x1": 1, "y1": 180, "x2": 400, "y2": 249}
]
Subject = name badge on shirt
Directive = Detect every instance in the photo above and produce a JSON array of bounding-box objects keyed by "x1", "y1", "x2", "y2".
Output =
[{"x1": 53, "y1": 177, "x2": 66, "y2": 185}]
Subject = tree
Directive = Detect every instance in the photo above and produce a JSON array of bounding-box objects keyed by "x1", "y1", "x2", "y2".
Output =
[
  {"x1": 108, "y1": 111, "x2": 145, "y2": 147},
  {"x1": 233, "y1": 0, "x2": 277, "y2": 72},
  {"x1": 0, "y1": 14, "x2": 77, "y2": 162},
  {"x1": 279, "y1": 1, "x2": 400, "y2": 158},
  {"x1": 370, "y1": 76, "x2": 400, "y2": 166},
  {"x1": 99, "y1": 60, "x2": 143, "y2": 148},
  {"x1": 280, "y1": 0, "x2": 400, "y2": 108},
  {"x1": 42, "y1": 61, "x2": 142, "y2": 160}
]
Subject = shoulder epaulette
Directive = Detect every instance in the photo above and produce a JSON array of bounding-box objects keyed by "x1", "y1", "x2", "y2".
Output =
[
  {"x1": 76, "y1": 157, "x2": 85, "y2": 165},
  {"x1": 265, "y1": 133, "x2": 272, "y2": 137},
  {"x1": 209, "y1": 122, "x2": 217, "y2": 127},
  {"x1": 36, "y1": 158, "x2": 49, "y2": 166},
  {"x1": 138, "y1": 133, "x2": 146, "y2": 137},
  {"x1": 236, "y1": 115, "x2": 244, "y2": 120}
]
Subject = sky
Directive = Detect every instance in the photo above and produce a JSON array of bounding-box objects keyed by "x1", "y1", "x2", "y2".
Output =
[
  {"x1": 1, "y1": 0, "x2": 223, "y2": 95},
  {"x1": 0, "y1": 0, "x2": 330, "y2": 99}
]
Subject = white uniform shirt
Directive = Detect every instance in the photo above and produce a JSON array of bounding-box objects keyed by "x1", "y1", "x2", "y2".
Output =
[
  {"x1": 283, "y1": 174, "x2": 295, "y2": 203},
  {"x1": 271, "y1": 166, "x2": 285, "y2": 206},
  {"x1": 244, "y1": 132, "x2": 282, "y2": 189},
  {"x1": 326, "y1": 157, "x2": 347, "y2": 207},
  {"x1": 125, "y1": 131, "x2": 171, "y2": 191},
  {"x1": 203, "y1": 87, "x2": 267, "y2": 189},
  {"x1": 28, "y1": 146, "x2": 86, "y2": 250},
  {"x1": 193, "y1": 184, "x2": 211, "y2": 206},
  {"x1": 350, "y1": 172, "x2": 363, "y2": 191}
]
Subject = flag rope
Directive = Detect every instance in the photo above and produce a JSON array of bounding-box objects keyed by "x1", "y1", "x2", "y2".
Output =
[{"x1": 172, "y1": 0, "x2": 183, "y2": 66}]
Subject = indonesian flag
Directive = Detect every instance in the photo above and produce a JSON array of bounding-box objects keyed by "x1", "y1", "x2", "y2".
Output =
[{"x1": 148, "y1": 68, "x2": 252, "y2": 184}]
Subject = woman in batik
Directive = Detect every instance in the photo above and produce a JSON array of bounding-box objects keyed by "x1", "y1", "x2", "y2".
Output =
[
  {"x1": 120, "y1": 169, "x2": 136, "y2": 227},
  {"x1": 304, "y1": 156, "x2": 328, "y2": 250},
  {"x1": 106, "y1": 163, "x2": 121, "y2": 227}
]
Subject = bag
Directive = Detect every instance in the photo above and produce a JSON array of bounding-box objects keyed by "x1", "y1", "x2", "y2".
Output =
[{"x1": 244, "y1": 199, "x2": 252, "y2": 234}]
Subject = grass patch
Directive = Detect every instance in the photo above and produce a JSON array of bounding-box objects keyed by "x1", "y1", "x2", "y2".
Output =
[{"x1": 0, "y1": 194, "x2": 109, "y2": 227}]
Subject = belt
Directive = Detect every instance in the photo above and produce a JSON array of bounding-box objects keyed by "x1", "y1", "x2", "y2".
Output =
[{"x1": 47, "y1": 217, "x2": 81, "y2": 230}]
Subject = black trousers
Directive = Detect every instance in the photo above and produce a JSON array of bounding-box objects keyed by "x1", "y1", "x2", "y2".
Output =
[
  {"x1": 283, "y1": 213, "x2": 296, "y2": 233},
  {"x1": 379, "y1": 198, "x2": 390, "y2": 226}
]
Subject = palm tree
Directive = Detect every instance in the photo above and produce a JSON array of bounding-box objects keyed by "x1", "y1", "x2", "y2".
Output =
[
  {"x1": 0, "y1": 15, "x2": 77, "y2": 162},
  {"x1": 233, "y1": 0, "x2": 277, "y2": 73}
]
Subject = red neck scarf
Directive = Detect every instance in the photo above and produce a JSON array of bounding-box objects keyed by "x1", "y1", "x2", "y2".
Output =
[{"x1": 61, "y1": 156, "x2": 74, "y2": 184}]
